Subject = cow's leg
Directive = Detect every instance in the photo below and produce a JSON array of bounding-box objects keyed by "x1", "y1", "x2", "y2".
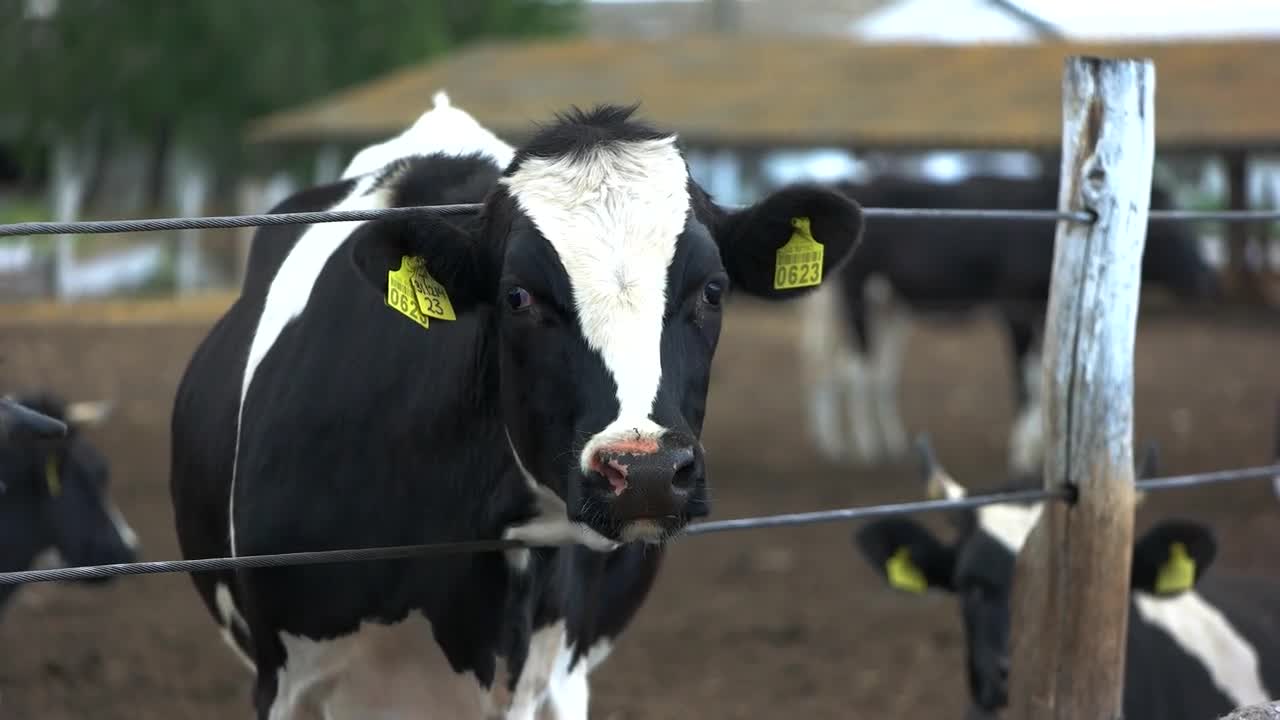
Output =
[
  {"x1": 867, "y1": 286, "x2": 911, "y2": 459},
  {"x1": 539, "y1": 658, "x2": 589, "y2": 720},
  {"x1": 1005, "y1": 314, "x2": 1044, "y2": 477},
  {"x1": 800, "y1": 284, "x2": 849, "y2": 463},
  {"x1": 840, "y1": 297, "x2": 883, "y2": 465}
]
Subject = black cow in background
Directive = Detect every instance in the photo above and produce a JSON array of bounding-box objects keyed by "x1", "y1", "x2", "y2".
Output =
[
  {"x1": 0, "y1": 392, "x2": 139, "y2": 616},
  {"x1": 853, "y1": 434, "x2": 1280, "y2": 720},
  {"x1": 800, "y1": 172, "x2": 1219, "y2": 474}
]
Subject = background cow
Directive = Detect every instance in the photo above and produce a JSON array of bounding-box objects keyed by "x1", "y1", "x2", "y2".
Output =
[
  {"x1": 169, "y1": 92, "x2": 864, "y2": 719},
  {"x1": 0, "y1": 392, "x2": 139, "y2": 616},
  {"x1": 801, "y1": 172, "x2": 1219, "y2": 474},
  {"x1": 0, "y1": 396, "x2": 69, "y2": 441},
  {"x1": 852, "y1": 436, "x2": 1280, "y2": 720}
]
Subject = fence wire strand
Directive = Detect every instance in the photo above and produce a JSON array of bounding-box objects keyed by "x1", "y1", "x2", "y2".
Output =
[
  {"x1": 3, "y1": 205, "x2": 1280, "y2": 238},
  {"x1": 2, "y1": 463, "x2": 1274, "y2": 587}
]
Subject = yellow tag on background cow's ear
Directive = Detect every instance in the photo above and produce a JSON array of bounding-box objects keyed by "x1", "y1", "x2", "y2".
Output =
[
  {"x1": 386, "y1": 257, "x2": 430, "y2": 330},
  {"x1": 45, "y1": 453, "x2": 62, "y2": 497},
  {"x1": 773, "y1": 216, "x2": 825, "y2": 291},
  {"x1": 1155, "y1": 541, "x2": 1196, "y2": 595},
  {"x1": 407, "y1": 259, "x2": 456, "y2": 322},
  {"x1": 886, "y1": 547, "x2": 928, "y2": 594}
]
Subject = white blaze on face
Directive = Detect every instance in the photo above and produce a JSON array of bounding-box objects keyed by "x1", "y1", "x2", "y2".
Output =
[
  {"x1": 501, "y1": 136, "x2": 692, "y2": 472},
  {"x1": 976, "y1": 501, "x2": 1044, "y2": 553}
]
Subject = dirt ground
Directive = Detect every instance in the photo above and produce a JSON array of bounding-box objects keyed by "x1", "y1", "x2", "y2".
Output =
[{"x1": 0, "y1": 293, "x2": 1276, "y2": 720}]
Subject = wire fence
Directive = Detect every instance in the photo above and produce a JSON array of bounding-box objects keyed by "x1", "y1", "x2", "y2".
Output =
[
  {"x1": 2, "y1": 462, "x2": 1275, "y2": 587},
  {"x1": 5, "y1": 204, "x2": 1280, "y2": 239}
]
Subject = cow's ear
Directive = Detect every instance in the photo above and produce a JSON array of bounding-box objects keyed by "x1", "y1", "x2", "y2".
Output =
[
  {"x1": 349, "y1": 212, "x2": 498, "y2": 320},
  {"x1": 853, "y1": 518, "x2": 957, "y2": 595},
  {"x1": 709, "y1": 182, "x2": 864, "y2": 300},
  {"x1": 1131, "y1": 519, "x2": 1216, "y2": 597}
]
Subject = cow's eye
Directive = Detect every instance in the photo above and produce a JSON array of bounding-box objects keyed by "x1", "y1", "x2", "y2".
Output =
[
  {"x1": 702, "y1": 280, "x2": 724, "y2": 306},
  {"x1": 506, "y1": 287, "x2": 533, "y2": 312}
]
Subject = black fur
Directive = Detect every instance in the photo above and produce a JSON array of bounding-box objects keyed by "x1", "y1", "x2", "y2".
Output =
[{"x1": 171, "y1": 104, "x2": 865, "y2": 718}]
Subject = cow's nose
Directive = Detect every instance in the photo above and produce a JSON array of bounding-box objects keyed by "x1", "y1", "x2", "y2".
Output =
[
  {"x1": 996, "y1": 656, "x2": 1010, "y2": 681},
  {"x1": 588, "y1": 440, "x2": 699, "y2": 518}
]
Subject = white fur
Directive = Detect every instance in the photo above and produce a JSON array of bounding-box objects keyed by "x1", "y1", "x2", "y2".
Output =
[
  {"x1": 501, "y1": 135, "x2": 691, "y2": 542},
  {"x1": 342, "y1": 90, "x2": 515, "y2": 180},
  {"x1": 103, "y1": 497, "x2": 139, "y2": 552},
  {"x1": 1133, "y1": 590, "x2": 1271, "y2": 708},
  {"x1": 1008, "y1": 350, "x2": 1045, "y2": 477},
  {"x1": 976, "y1": 501, "x2": 1044, "y2": 554},
  {"x1": 867, "y1": 295, "x2": 911, "y2": 458},
  {"x1": 269, "y1": 613, "x2": 502, "y2": 720},
  {"x1": 230, "y1": 96, "x2": 511, "y2": 557},
  {"x1": 800, "y1": 284, "x2": 849, "y2": 463},
  {"x1": 215, "y1": 582, "x2": 256, "y2": 672},
  {"x1": 502, "y1": 429, "x2": 619, "y2": 556}
]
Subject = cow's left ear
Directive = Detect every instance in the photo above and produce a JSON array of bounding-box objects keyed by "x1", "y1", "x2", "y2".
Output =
[
  {"x1": 348, "y1": 212, "x2": 499, "y2": 321},
  {"x1": 710, "y1": 183, "x2": 864, "y2": 300},
  {"x1": 1131, "y1": 519, "x2": 1216, "y2": 597}
]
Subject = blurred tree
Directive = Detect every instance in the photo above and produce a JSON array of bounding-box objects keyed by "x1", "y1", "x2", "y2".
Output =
[{"x1": 0, "y1": 0, "x2": 583, "y2": 180}]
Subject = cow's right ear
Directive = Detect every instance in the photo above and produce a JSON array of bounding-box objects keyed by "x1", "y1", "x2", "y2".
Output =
[
  {"x1": 1131, "y1": 519, "x2": 1216, "y2": 597},
  {"x1": 348, "y1": 213, "x2": 498, "y2": 318},
  {"x1": 853, "y1": 518, "x2": 957, "y2": 595}
]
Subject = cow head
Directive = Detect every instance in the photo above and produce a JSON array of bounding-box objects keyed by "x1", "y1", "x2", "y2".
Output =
[
  {"x1": 0, "y1": 393, "x2": 139, "y2": 580},
  {"x1": 852, "y1": 437, "x2": 1208, "y2": 717},
  {"x1": 352, "y1": 104, "x2": 864, "y2": 547}
]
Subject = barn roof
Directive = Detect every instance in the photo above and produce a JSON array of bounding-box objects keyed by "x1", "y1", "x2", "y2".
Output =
[{"x1": 246, "y1": 36, "x2": 1280, "y2": 151}]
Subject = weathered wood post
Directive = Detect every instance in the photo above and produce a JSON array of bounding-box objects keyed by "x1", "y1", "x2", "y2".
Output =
[{"x1": 1006, "y1": 56, "x2": 1156, "y2": 719}]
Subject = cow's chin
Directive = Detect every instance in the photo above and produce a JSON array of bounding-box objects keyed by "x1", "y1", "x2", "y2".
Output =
[{"x1": 574, "y1": 512, "x2": 690, "y2": 547}]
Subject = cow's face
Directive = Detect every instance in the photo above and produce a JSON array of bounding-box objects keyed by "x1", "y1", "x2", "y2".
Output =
[
  {"x1": 854, "y1": 444, "x2": 1215, "y2": 718},
  {"x1": 353, "y1": 106, "x2": 864, "y2": 545},
  {"x1": 0, "y1": 397, "x2": 139, "y2": 574}
]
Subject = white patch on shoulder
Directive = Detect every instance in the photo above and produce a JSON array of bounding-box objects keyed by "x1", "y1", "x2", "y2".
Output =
[
  {"x1": 229, "y1": 171, "x2": 389, "y2": 556},
  {"x1": 342, "y1": 89, "x2": 515, "y2": 180},
  {"x1": 976, "y1": 502, "x2": 1044, "y2": 553},
  {"x1": 269, "y1": 613, "x2": 503, "y2": 719},
  {"x1": 229, "y1": 102, "x2": 507, "y2": 556},
  {"x1": 1133, "y1": 590, "x2": 1270, "y2": 708},
  {"x1": 500, "y1": 136, "x2": 691, "y2": 473}
]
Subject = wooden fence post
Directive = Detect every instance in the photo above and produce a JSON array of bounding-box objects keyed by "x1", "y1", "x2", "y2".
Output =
[{"x1": 1006, "y1": 56, "x2": 1156, "y2": 719}]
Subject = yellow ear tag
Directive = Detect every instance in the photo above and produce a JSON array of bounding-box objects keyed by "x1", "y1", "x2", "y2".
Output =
[
  {"x1": 406, "y1": 258, "x2": 456, "y2": 321},
  {"x1": 45, "y1": 453, "x2": 61, "y2": 497},
  {"x1": 886, "y1": 547, "x2": 928, "y2": 594},
  {"x1": 1155, "y1": 542, "x2": 1196, "y2": 595},
  {"x1": 773, "y1": 216, "x2": 824, "y2": 291},
  {"x1": 386, "y1": 257, "x2": 430, "y2": 329}
]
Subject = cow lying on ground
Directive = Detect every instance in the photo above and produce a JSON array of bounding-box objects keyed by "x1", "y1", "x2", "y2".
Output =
[
  {"x1": 0, "y1": 392, "x2": 139, "y2": 616},
  {"x1": 853, "y1": 437, "x2": 1280, "y2": 720},
  {"x1": 800, "y1": 173, "x2": 1219, "y2": 474},
  {"x1": 169, "y1": 91, "x2": 865, "y2": 719}
]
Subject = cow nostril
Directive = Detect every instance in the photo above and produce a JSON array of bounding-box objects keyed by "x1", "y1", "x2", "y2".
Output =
[
  {"x1": 669, "y1": 447, "x2": 698, "y2": 492},
  {"x1": 997, "y1": 657, "x2": 1010, "y2": 680}
]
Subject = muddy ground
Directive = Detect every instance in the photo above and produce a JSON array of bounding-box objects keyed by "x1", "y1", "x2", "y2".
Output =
[{"x1": 0, "y1": 294, "x2": 1276, "y2": 720}]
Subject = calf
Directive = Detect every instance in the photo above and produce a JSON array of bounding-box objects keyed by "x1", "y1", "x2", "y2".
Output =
[
  {"x1": 800, "y1": 173, "x2": 1218, "y2": 473},
  {"x1": 853, "y1": 438, "x2": 1280, "y2": 720},
  {"x1": 0, "y1": 392, "x2": 139, "y2": 616},
  {"x1": 169, "y1": 92, "x2": 864, "y2": 719}
]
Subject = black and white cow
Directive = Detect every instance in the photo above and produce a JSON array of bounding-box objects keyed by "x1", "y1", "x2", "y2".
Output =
[
  {"x1": 0, "y1": 392, "x2": 139, "y2": 616},
  {"x1": 0, "y1": 396, "x2": 69, "y2": 440},
  {"x1": 169, "y1": 92, "x2": 864, "y2": 718},
  {"x1": 853, "y1": 438, "x2": 1280, "y2": 720},
  {"x1": 800, "y1": 173, "x2": 1219, "y2": 473}
]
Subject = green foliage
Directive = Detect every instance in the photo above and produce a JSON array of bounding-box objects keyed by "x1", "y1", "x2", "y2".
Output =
[{"x1": 0, "y1": 0, "x2": 582, "y2": 168}]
